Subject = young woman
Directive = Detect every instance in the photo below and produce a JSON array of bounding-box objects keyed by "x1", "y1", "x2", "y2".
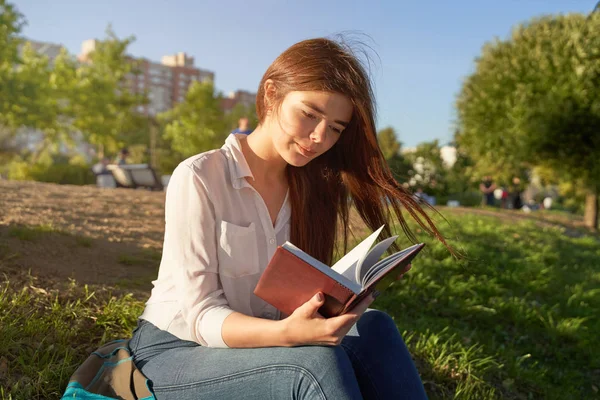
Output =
[{"x1": 130, "y1": 38, "x2": 449, "y2": 399}]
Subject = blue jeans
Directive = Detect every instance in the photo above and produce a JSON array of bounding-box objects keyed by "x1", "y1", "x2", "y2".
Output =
[{"x1": 130, "y1": 309, "x2": 427, "y2": 399}]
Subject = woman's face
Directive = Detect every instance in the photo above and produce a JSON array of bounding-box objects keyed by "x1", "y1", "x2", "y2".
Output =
[{"x1": 269, "y1": 90, "x2": 353, "y2": 167}]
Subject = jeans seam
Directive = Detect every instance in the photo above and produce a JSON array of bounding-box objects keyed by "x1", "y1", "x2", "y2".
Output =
[
  {"x1": 153, "y1": 364, "x2": 327, "y2": 399},
  {"x1": 129, "y1": 320, "x2": 148, "y2": 354},
  {"x1": 341, "y1": 343, "x2": 382, "y2": 400}
]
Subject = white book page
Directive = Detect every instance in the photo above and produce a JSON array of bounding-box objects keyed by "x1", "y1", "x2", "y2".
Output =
[
  {"x1": 361, "y1": 243, "x2": 423, "y2": 287},
  {"x1": 331, "y1": 225, "x2": 385, "y2": 282},
  {"x1": 356, "y1": 235, "x2": 398, "y2": 284}
]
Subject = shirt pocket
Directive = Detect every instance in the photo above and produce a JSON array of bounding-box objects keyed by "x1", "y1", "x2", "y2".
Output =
[{"x1": 218, "y1": 221, "x2": 260, "y2": 277}]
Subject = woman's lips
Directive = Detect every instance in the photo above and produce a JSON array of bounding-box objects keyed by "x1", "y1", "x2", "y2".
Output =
[{"x1": 296, "y1": 143, "x2": 317, "y2": 157}]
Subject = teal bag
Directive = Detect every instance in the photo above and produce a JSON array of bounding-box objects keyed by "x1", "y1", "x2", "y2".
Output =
[{"x1": 61, "y1": 339, "x2": 155, "y2": 400}]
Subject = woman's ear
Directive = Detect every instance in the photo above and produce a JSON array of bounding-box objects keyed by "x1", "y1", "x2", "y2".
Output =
[{"x1": 263, "y1": 79, "x2": 277, "y2": 113}]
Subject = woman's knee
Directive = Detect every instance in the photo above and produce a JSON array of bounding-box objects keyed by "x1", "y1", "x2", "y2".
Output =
[
  {"x1": 356, "y1": 309, "x2": 399, "y2": 335},
  {"x1": 280, "y1": 346, "x2": 361, "y2": 399},
  {"x1": 285, "y1": 345, "x2": 351, "y2": 374}
]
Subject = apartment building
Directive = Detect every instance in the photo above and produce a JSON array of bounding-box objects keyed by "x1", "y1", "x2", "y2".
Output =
[
  {"x1": 221, "y1": 89, "x2": 257, "y2": 113},
  {"x1": 79, "y1": 39, "x2": 215, "y2": 116}
]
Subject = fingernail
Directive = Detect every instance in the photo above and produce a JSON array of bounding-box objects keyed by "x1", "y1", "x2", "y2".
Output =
[{"x1": 316, "y1": 292, "x2": 324, "y2": 302}]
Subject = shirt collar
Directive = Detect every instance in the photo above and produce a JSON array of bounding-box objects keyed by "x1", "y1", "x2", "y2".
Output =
[
  {"x1": 222, "y1": 134, "x2": 292, "y2": 228},
  {"x1": 223, "y1": 134, "x2": 254, "y2": 189}
]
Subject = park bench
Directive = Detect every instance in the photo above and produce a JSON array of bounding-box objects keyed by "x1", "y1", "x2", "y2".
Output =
[{"x1": 107, "y1": 164, "x2": 164, "y2": 191}]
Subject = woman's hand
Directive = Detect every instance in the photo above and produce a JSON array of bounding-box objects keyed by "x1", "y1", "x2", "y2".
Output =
[
  {"x1": 279, "y1": 292, "x2": 374, "y2": 347},
  {"x1": 278, "y1": 263, "x2": 411, "y2": 347}
]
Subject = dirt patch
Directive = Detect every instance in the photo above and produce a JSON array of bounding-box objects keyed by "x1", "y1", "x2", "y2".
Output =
[
  {"x1": 0, "y1": 180, "x2": 165, "y2": 248},
  {"x1": 0, "y1": 180, "x2": 165, "y2": 292}
]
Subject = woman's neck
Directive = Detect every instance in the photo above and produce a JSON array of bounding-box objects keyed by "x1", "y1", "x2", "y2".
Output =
[{"x1": 241, "y1": 124, "x2": 287, "y2": 185}]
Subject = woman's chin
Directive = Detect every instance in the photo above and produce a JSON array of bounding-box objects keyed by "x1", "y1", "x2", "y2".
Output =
[{"x1": 284, "y1": 152, "x2": 313, "y2": 167}]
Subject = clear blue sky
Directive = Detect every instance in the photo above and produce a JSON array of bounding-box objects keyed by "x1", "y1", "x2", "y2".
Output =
[{"x1": 16, "y1": 0, "x2": 595, "y2": 147}]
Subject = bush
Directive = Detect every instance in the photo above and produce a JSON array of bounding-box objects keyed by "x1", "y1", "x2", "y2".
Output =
[
  {"x1": 6, "y1": 156, "x2": 95, "y2": 186},
  {"x1": 30, "y1": 163, "x2": 95, "y2": 185}
]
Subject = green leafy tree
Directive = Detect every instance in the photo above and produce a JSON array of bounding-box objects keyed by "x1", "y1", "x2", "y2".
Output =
[
  {"x1": 0, "y1": 1, "x2": 33, "y2": 132},
  {"x1": 377, "y1": 127, "x2": 411, "y2": 183},
  {"x1": 405, "y1": 140, "x2": 448, "y2": 197},
  {"x1": 456, "y1": 12, "x2": 600, "y2": 229},
  {"x1": 159, "y1": 81, "x2": 227, "y2": 159},
  {"x1": 0, "y1": 2, "x2": 74, "y2": 154},
  {"x1": 0, "y1": 0, "x2": 25, "y2": 127},
  {"x1": 377, "y1": 127, "x2": 401, "y2": 160},
  {"x1": 444, "y1": 145, "x2": 476, "y2": 194},
  {"x1": 70, "y1": 27, "x2": 147, "y2": 158}
]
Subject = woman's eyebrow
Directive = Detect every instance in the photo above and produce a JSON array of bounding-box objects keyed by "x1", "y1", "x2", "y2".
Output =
[{"x1": 301, "y1": 101, "x2": 350, "y2": 127}]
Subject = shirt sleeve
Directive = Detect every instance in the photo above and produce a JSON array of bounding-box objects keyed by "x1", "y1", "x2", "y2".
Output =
[{"x1": 163, "y1": 161, "x2": 234, "y2": 348}]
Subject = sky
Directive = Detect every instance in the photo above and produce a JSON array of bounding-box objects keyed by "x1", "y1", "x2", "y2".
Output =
[{"x1": 16, "y1": 0, "x2": 596, "y2": 148}]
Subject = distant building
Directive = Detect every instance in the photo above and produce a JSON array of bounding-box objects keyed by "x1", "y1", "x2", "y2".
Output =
[
  {"x1": 79, "y1": 40, "x2": 215, "y2": 116},
  {"x1": 221, "y1": 90, "x2": 256, "y2": 113},
  {"x1": 20, "y1": 39, "x2": 65, "y2": 65}
]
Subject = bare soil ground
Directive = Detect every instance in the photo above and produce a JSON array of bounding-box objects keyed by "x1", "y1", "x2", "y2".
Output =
[{"x1": 0, "y1": 180, "x2": 166, "y2": 294}]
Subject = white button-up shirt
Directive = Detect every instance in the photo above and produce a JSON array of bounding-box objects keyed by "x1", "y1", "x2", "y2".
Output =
[{"x1": 140, "y1": 134, "x2": 290, "y2": 348}]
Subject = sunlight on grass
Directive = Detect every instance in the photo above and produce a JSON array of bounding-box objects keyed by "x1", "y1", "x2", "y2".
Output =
[
  {"x1": 405, "y1": 329, "x2": 500, "y2": 399},
  {"x1": 1, "y1": 211, "x2": 598, "y2": 399},
  {"x1": 373, "y1": 211, "x2": 600, "y2": 399},
  {"x1": 0, "y1": 277, "x2": 144, "y2": 399}
]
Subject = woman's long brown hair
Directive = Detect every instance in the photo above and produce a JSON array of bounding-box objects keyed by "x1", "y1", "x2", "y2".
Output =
[{"x1": 256, "y1": 38, "x2": 453, "y2": 265}]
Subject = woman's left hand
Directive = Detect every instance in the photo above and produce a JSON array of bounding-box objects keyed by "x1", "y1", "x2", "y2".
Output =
[{"x1": 396, "y1": 263, "x2": 412, "y2": 281}]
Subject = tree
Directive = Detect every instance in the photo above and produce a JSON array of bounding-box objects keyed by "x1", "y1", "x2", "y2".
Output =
[
  {"x1": 456, "y1": 13, "x2": 600, "y2": 229},
  {"x1": 159, "y1": 81, "x2": 227, "y2": 159},
  {"x1": 0, "y1": 2, "x2": 73, "y2": 160},
  {"x1": 377, "y1": 127, "x2": 411, "y2": 183},
  {"x1": 405, "y1": 140, "x2": 448, "y2": 196},
  {"x1": 0, "y1": 1, "x2": 29, "y2": 131},
  {"x1": 70, "y1": 27, "x2": 147, "y2": 158},
  {"x1": 377, "y1": 127, "x2": 401, "y2": 160}
]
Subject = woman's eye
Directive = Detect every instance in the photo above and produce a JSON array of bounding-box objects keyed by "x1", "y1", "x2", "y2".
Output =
[
  {"x1": 302, "y1": 110, "x2": 317, "y2": 120},
  {"x1": 331, "y1": 126, "x2": 343, "y2": 134}
]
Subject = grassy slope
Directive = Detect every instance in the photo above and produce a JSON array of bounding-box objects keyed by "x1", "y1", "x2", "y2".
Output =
[{"x1": 1, "y1": 210, "x2": 599, "y2": 399}]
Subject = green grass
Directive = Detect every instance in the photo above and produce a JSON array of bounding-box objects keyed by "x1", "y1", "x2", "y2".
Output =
[
  {"x1": 0, "y1": 211, "x2": 598, "y2": 399},
  {"x1": 7, "y1": 224, "x2": 64, "y2": 241},
  {"x1": 373, "y1": 212, "x2": 599, "y2": 399},
  {"x1": 0, "y1": 278, "x2": 145, "y2": 399}
]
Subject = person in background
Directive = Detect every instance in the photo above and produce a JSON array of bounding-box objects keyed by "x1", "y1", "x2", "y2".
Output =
[
  {"x1": 479, "y1": 175, "x2": 497, "y2": 206},
  {"x1": 115, "y1": 148, "x2": 130, "y2": 165},
  {"x1": 510, "y1": 177, "x2": 523, "y2": 210},
  {"x1": 91, "y1": 157, "x2": 116, "y2": 188},
  {"x1": 500, "y1": 186, "x2": 509, "y2": 209},
  {"x1": 231, "y1": 116, "x2": 253, "y2": 135},
  {"x1": 414, "y1": 187, "x2": 434, "y2": 205}
]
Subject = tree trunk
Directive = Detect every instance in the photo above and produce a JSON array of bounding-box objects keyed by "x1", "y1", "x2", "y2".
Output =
[
  {"x1": 584, "y1": 189, "x2": 599, "y2": 231},
  {"x1": 150, "y1": 123, "x2": 157, "y2": 168}
]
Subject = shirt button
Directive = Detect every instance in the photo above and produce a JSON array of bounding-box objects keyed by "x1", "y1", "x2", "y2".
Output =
[{"x1": 269, "y1": 238, "x2": 275, "y2": 245}]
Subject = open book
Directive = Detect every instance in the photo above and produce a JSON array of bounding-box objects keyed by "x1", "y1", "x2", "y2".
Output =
[{"x1": 254, "y1": 225, "x2": 425, "y2": 318}]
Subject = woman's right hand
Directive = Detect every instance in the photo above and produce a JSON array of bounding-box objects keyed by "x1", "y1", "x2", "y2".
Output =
[{"x1": 279, "y1": 292, "x2": 374, "y2": 347}]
